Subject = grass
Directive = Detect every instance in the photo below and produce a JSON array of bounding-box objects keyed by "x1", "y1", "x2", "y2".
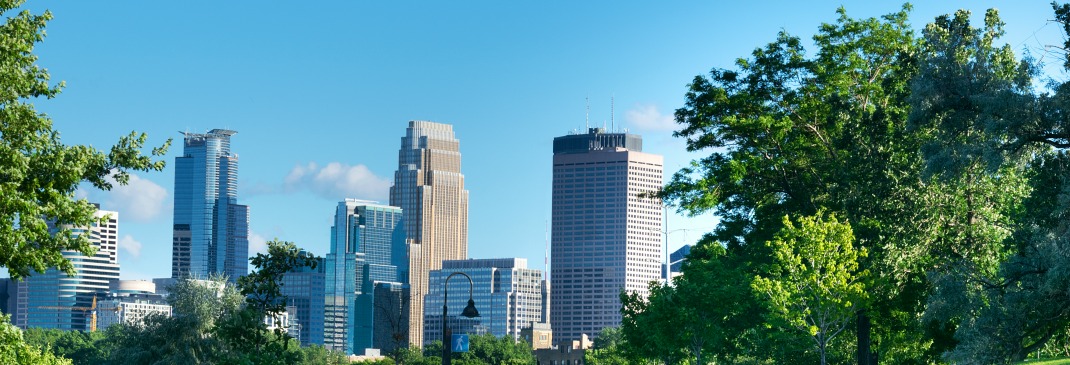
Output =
[{"x1": 1018, "y1": 359, "x2": 1070, "y2": 365}]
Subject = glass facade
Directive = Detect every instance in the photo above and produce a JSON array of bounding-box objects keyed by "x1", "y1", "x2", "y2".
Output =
[
  {"x1": 423, "y1": 258, "x2": 544, "y2": 345},
  {"x1": 372, "y1": 282, "x2": 410, "y2": 353},
  {"x1": 172, "y1": 129, "x2": 248, "y2": 281},
  {"x1": 282, "y1": 253, "x2": 325, "y2": 346},
  {"x1": 668, "y1": 245, "x2": 692, "y2": 278},
  {"x1": 17, "y1": 209, "x2": 120, "y2": 330},
  {"x1": 324, "y1": 200, "x2": 405, "y2": 354}
]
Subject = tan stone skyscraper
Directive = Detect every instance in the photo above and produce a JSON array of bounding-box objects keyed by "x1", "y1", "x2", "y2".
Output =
[{"x1": 390, "y1": 121, "x2": 469, "y2": 346}]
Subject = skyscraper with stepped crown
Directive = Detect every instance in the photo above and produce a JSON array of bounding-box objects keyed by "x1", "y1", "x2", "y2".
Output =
[{"x1": 390, "y1": 121, "x2": 469, "y2": 346}]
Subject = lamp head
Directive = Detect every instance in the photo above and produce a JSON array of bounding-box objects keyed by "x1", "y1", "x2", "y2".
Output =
[{"x1": 461, "y1": 298, "x2": 480, "y2": 318}]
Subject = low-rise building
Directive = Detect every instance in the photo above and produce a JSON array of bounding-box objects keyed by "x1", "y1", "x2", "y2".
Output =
[
  {"x1": 96, "y1": 280, "x2": 171, "y2": 331},
  {"x1": 423, "y1": 258, "x2": 544, "y2": 345}
]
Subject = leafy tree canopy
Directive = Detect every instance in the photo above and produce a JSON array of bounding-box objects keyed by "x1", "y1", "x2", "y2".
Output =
[{"x1": 0, "y1": 0, "x2": 170, "y2": 280}]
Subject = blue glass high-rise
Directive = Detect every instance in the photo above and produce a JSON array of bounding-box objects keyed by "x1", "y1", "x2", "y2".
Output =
[
  {"x1": 172, "y1": 129, "x2": 249, "y2": 281},
  {"x1": 282, "y1": 252, "x2": 326, "y2": 347},
  {"x1": 324, "y1": 200, "x2": 406, "y2": 355},
  {"x1": 16, "y1": 208, "x2": 120, "y2": 330}
]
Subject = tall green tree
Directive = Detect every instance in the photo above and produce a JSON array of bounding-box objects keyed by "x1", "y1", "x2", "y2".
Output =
[
  {"x1": 230, "y1": 240, "x2": 319, "y2": 354},
  {"x1": 908, "y1": 4, "x2": 1070, "y2": 363},
  {"x1": 661, "y1": 5, "x2": 932, "y2": 362},
  {"x1": 0, "y1": 0, "x2": 169, "y2": 280},
  {"x1": 752, "y1": 214, "x2": 867, "y2": 365},
  {"x1": 213, "y1": 239, "x2": 319, "y2": 365}
]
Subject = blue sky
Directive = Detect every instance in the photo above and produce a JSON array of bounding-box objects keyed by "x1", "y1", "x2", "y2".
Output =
[{"x1": 15, "y1": 1, "x2": 1063, "y2": 280}]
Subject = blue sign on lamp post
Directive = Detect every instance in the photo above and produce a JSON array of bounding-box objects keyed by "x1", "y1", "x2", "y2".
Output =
[
  {"x1": 452, "y1": 334, "x2": 469, "y2": 353},
  {"x1": 442, "y1": 272, "x2": 480, "y2": 365}
]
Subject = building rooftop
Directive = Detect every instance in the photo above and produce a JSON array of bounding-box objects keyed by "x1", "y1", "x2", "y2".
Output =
[{"x1": 553, "y1": 128, "x2": 642, "y2": 154}]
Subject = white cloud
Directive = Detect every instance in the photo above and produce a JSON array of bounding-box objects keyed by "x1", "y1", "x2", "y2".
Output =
[
  {"x1": 249, "y1": 232, "x2": 268, "y2": 256},
  {"x1": 625, "y1": 104, "x2": 677, "y2": 131},
  {"x1": 284, "y1": 162, "x2": 390, "y2": 202},
  {"x1": 104, "y1": 174, "x2": 168, "y2": 222},
  {"x1": 119, "y1": 234, "x2": 143, "y2": 258}
]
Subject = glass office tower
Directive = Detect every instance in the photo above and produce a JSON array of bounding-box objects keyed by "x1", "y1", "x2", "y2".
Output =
[
  {"x1": 17, "y1": 208, "x2": 121, "y2": 330},
  {"x1": 423, "y1": 258, "x2": 544, "y2": 344},
  {"x1": 282, "y1": 253, "x2": 326, "y2": 347},
  {"x1": 172, "y1": 129, "x2": 249, "y2": 281},
  {"x1": 324, "y1": 200, "x2": 406, "y2": 354}
]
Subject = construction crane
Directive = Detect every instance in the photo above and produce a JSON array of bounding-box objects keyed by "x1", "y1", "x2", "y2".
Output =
[{"x1": 37, "y1": 296, "x2": 120, "y2": 332}]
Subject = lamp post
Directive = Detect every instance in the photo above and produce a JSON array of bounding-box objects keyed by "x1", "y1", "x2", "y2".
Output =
[
  {"x1": 442, "y1": 272, "x2": 479, "y2": 365},
  {"x1": 649, "y1": 226, "x2": 688, "y2": 282}
]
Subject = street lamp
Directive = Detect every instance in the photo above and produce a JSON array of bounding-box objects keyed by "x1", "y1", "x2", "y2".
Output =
[
  {"x1": 649, "y1": 226, "x2": 689, "y2": 282},
  {"x1": 442, "y1": 272, "x2": 479, "y2": 365}
]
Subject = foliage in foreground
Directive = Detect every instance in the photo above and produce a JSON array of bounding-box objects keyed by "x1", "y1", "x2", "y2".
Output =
[
  {"x1": 0, "y1": 314, "x2": 71, "y2": 365},
  {"x1": 622, "y1": 2, "x2": 1070, "y2": 365},
  {"x1": 18, "y1": 241, "x2": 346, "y2": 365},
  {"x1": 0, "y1": 0, "x2": 169, "y2": 281}
]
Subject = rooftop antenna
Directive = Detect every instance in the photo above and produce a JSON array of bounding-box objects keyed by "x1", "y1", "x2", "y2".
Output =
[
  {"x1": 611, "y1": 95, "x2": 615, "y2": 132},
  {"x1": 585, "y1": 96, "x2": 590, "y2": 130}
]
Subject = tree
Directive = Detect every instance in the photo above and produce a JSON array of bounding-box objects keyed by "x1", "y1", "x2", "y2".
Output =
[
  {"x1": 620, "y1": 244, "x2": 757, "y2": 365},
  {"x1": 232, "y1": 239, "x2": 319, "y2": 355},
  {"x1": 621, "y1": 284, "x2": 687, "y2": 364},
  {"x1": 107, "y1": 276, "x2": 241, "y2": 365},
  {"x1": 0, "y1": 314, "x2": 71, "y2": 365},
  {"x1": 0, "y1": 0, "x2": 170, "y2": 280},
  {"x1": 22, "y1": 328, "x2": 109, "y2": 365},
  {"x1": 298, "y1": 344, "x2": 351, "y2": 365},
  {"x1": 454, "y1": 333, "x2": 536, "y2": 365},
  {"x1": 661, "y1": 5, "x2": 933, "y2": 362},
  {"x1": 752, "y1": 214, "x2": 867, "y2": 365},
  {"x1": 374, "y1": 288, "x2": 411, "y2": 363},
  {"x1": 908, "y1": 4, "x2": 1070, "y2": 363},
  {"x1": 584, "y1": 327, "x2": 634, "y2": 365}
]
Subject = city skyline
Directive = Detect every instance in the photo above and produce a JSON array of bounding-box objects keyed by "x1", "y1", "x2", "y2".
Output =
[{"x1": 25, "y1": 1, "x2": 1059, "y2": 282}]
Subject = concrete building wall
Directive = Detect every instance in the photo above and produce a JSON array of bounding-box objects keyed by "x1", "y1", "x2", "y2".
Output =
[{"x1": 550, "y1": 128, "x2": 663, "y2": 342}]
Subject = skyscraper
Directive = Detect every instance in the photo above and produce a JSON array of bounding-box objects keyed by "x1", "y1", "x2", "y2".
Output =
[
  {"x1": 282, "y1": 253, "x2": 325, "y2": 347},
  {"x1": 389, "y1": 121, "x2": 469, "y2": 346},
  {"x1": 172, "y1": 129, "x2": 249, "y2": 281},
  {"x1": 423, "y1": 258, "x2": 545, "y2": 344},
  {"x1": 17, "y1": 208, "x2": 121, "y2": 330},
  {"x1": 372, "y1": 282, "x2": 410, "y2": 353},
  {"x1": 324, "y1": 200, "x2": 406, "y2": 354},
  {"x1": 550, "y1": 127, "x2": 663, "y2": 341}
]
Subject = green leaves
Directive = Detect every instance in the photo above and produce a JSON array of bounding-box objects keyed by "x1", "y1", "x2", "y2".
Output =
[
  {"x1": 0, "y1": 1, "x2": 170, "y2": 279},
  {"x1": 752, "y1": 214, "x2": 866, "y2": 365},
  {"x1": 0, "y1": 314, "x2": 72, "y2": 365}
]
